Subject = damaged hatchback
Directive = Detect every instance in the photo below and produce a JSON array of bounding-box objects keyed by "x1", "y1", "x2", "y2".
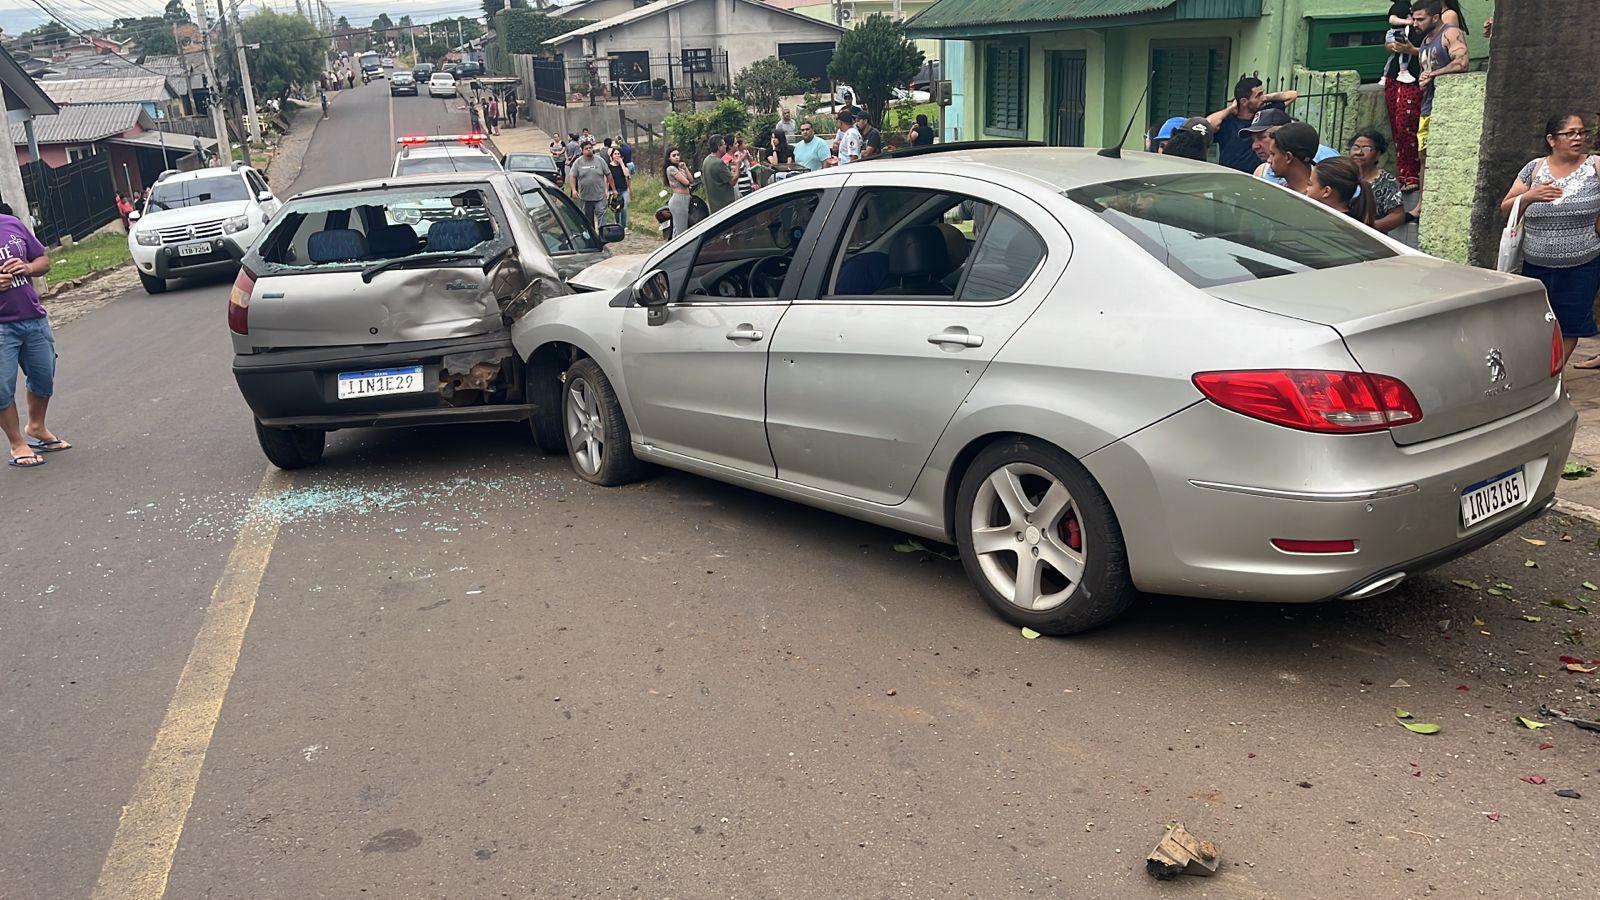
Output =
[{"x1": 228, "y1": 172, "x2": 623, "y2": 468}]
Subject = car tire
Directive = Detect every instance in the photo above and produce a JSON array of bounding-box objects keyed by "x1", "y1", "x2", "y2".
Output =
[
  {"x1": 527, "y1": 355, "x2": 566, "y2": 454},
  {"x1": 954, "y1": 438, "x2": 1134, "y2": 635},
  {"x1": 254, "y1": 419, "x2": 325, "y2": 470},
  {"x1": 562, "y1": 358, "x2": 641, "y2": 486},
  {"x1": 139, "y1": 271, "x2": 167, "y2": 294}
]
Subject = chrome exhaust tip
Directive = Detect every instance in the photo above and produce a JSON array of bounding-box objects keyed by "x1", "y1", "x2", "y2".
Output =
[{"x1": 1340, "y1": 571, "x2": 1406, "y2": 601}]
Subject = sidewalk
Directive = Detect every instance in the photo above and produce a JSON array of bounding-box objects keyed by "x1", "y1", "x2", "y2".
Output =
[
  {"x1": 1557, "y1": 334, "x2": 1600, "y2": 519},
  {"x1": 486, "y1": 120, "x2": 554, "y2": 160}
]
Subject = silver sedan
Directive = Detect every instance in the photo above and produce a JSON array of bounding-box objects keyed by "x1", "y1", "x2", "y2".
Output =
[{"x1": 512, "y1": 148, "x2": 1577, "y2": 633}]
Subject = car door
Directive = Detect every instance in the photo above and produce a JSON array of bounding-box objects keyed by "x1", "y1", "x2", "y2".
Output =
[
  {"x1": 247, "y1": 169, "x2": 281, "y2": 218},
  {"x1": 620, "y1": 187, "x2": 832, "y2": 476},
  {"x1": 764, "y1": 173, "x2": 1062, "y2": 505}
]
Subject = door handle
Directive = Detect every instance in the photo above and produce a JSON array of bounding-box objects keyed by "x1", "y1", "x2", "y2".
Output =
[
  {"x1": 927, "y1": 329, "x2": 983, "y2": 348},
  {"x1": 726, "y1": 327, "x2": 764, "y2": 342}
]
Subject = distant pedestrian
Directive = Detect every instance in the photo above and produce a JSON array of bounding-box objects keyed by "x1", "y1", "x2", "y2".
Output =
[
  {"x1": 1305, "y1": 156, "x2": 1376, "y2": 227},
  {"x1": 792, "y1": 121, "x2": 828, "y2": 171},
  {"x1": 766, "y1": 129, "x2": 793, "y2": 167},
  {"x1": 319, "y1": 90, "x2": 328, "y2": 119},
  {"x1": 1413, "y1": 0, "x2": 1470, "y2": 210},
  {"x1": 1255, "y1": 121, "x2": 1322, "y2": 193},
  {"x1": 1206, "y1": 76, "x2": 1301, "y2": 174},
  {"x1": 1382, "y1": 0, "x2": 1424, "y2": 191},
  {"x1": 1347, "y1": 129, "x2": 1408, "y2": 233},
  {"x1": 615, "y1": 136, "x2": 633, "y2": 174},
  {"x1": 856, "y1": 113, "x2": 883, "y2": 159},
  {"x1": 566, "y1": 133, "x2": 580, "y2": 162},
  {"x1": 1499, "y1": 113, "x2": 1600, "y2": 369},
  {"x1": 832, "y1": 111, "x2": 860, "y2": 166},
  {"x1": 0, "y1": 209, "x2": 63, "y2": 469},
  {"x1": 701, "y1": 134, "x2": 736, "y2": 213},
  {"x1": 505, "y1": 93, "x2": 518, "y2": 127},
  {"x1": 664, "y1": 147, "x2": 693, "y2": 235},
  {"x1": 485, "y1": 96, "x2": 500, "y2": 135},
  {"x1": 607, "y1": 147, "x2": 630, "y2": 231},
  {"x1": 774, "y1": 107, "x2": 798, "y2": 139},
  {"x1": 907, "y1": 113, "x2": 935, "y2": 147},
  {"x1": 567, "y1": 138, "x2": 614, "y2": 232},
  {"x1": 115, "y1": 192, "x2": 133, "y2": 230},
  {"x1": 1160, "y1": 118, "x2": 1214, "y2": 161}
]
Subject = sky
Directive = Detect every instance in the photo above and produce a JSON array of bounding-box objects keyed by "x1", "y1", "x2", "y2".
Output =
[{"x1": 0, "y1": 0, "x2": 519, "y2": 38}]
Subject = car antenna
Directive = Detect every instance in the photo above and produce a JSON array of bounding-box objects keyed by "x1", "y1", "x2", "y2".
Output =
[{"x1": 1098, "y1": 72, "x2": 1154, "y2": 159}]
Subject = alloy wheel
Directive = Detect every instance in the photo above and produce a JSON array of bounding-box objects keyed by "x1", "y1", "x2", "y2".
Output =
[
  {"x1": 565, "y1": 378, "x2": 604, "y2": 475},
  {"x1": 969, "y1": 462, "x2": 1087, "y2": 611}
]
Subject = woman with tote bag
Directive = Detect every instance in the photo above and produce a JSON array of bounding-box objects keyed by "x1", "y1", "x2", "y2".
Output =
[{"x1": 1498, "y1": 113, "x2": 1600, "y2": 369}]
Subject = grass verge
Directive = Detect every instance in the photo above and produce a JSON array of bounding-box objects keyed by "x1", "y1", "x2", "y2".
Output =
[
  {"x1": 46, "y1": 232, "x2": 130, "y2": 288},
  {"x1": 627, "y1": 172, "x2": 666, "y2": 235}
]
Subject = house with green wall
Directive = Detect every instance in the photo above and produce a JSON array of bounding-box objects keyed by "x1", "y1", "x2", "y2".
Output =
[{"x1": 904, "y1": 0, "x2": 1490, "y2": 147}]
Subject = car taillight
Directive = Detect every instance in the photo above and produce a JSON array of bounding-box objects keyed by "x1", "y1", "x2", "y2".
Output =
[
  {"x1": 1192, "y1": 369, "x2": 1424, "y2": 434},
  {"x1": 228, "y1": 267, "x2": 254, "y2": 335},
  {"x1": 1551, "y1": 322, "x2": 1564, "y2": 377}
]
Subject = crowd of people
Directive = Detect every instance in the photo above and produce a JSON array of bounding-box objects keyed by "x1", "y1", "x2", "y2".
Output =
[{"x1": 551, "y1": 129, "x2": 637, "y2": 233}]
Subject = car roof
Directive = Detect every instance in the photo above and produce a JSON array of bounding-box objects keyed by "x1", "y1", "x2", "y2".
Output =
[
  {"x1": 852, "y1": 146, "x2": 1233, "y2": 193},
  {"x1": 292, "y1": 171, "x2": 510, "y2": 199},
  {"x1": 398, "y1": 143, "x2": 494, "y2": 160},
  {"x1": 157, "y1": 165, "x2": 251, "y2": 185}
]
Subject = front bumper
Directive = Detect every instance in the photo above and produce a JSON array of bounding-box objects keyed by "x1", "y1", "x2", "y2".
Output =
[
  {"x1": 132, "y1": 236, "x2": 241, "y2": 280},
  {"x1": 1084, "y1": 387, "x2": 1578, "y2": 603},
  {"x1": 233, "y1": 334, "x2": 529, "y2": 431}
]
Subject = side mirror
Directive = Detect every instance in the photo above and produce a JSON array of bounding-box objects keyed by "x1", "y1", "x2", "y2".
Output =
[
  {"x1": 257, "y1": 190, "x2": 273, "y2": 202},
  {"x1": 597, "y1": 223, "x2": 624, "y2": 245},
  {"x1": 635, "y1": 269, "x2": 670, "y2": 326},
  {"x1": 221, "y1": 237, "x2": 246, "y2": 262},
  {"x1": 127, "y1": 210, "x2": 141, "y2": 222}
]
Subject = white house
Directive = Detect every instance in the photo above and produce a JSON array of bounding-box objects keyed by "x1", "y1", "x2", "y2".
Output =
[{"x1": 543, "y1": 0, "x2": 845, "y2": 90}]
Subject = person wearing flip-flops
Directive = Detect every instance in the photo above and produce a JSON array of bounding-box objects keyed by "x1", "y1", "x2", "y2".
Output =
[{"x1": 0, "y1": 205, "x2": 65, "y2": 470}]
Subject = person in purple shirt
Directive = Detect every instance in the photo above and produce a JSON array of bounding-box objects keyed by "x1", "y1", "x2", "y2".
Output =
[{"x1": 0, "y1": 207, "x2": 63, "y2": 469}]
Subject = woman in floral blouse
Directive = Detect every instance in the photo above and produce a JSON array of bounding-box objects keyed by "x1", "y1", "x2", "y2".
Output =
[{"x1": 1346, "y1": 129, "x2": 1407, "y2": 233}]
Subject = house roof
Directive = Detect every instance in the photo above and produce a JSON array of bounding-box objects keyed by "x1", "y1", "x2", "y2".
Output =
[
  {"x1": 905, "y1": 0, "x2": 1262, "y2": 38},
  {"x1": 10, "y1": 102, "x2": 147, "y2": 145},
  {"x1": 51, "y1": 54, "x2": 200, "y2": 96},
  {"x1": 108, "y1": 131, "x2": 217, "y2": 153},
  {"x1": 40, "y1": 75, "x2": 174, "y2": 104},
  {"x1": 0, "y1": 48, "x2": 60, "y2": 117},
  {"x1": 545, "y1": 0, "x2": 845, "y2": 44}
]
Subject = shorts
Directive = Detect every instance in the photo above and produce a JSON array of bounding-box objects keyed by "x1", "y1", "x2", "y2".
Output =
[
  {"x1": 1525, "y1": 257, "x2": 1600, "y2": 339},
  {"x1": 0, "y1": 315, "x2": 56, "y2": 406},
  {"x1": 1417, "y1": 115, "x2": 1431, "y2": 152}
]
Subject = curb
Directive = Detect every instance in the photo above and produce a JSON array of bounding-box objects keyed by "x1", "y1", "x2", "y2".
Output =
[
  {"x1": 1554, "y1": 497, "x2": 1600, "y2": 527},
  {"x1": 42, "y1": 260, "x2": 134, "y2": 301}
]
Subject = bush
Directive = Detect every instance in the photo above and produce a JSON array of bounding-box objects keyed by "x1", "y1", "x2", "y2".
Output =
[
  {"x1": 663, "y1": 97, "x2": 750, "y2": 158},
  {"x1": 732, "y1": 56, "x2": 807, "y2": 114},
  {"x1": 495, "y1": 9, "x2": 590, "y2": 55}
]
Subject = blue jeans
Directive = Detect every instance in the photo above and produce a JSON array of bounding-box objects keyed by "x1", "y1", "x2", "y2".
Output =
[
  {"x1": 0, "y1": 315, "x2": 55, "y2": 408},
  {"x1": 614, "y1": 189, "x2": 629, "y2": 229}
]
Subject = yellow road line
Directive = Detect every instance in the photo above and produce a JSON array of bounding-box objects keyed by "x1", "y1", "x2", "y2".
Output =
[{"x1": 90, "y1": 468, "x2": 293, "y2": 900}]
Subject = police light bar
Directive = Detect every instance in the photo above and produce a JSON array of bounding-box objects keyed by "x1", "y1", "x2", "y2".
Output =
[{"x1": 396, "y1": 134, "x2": 488, "y2": 146}]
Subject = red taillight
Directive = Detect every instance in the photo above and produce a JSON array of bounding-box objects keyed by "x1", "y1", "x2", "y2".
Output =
[
  {"x1": 1271, "y1": 538, "x2": 1358, "y2": 554},
  {"x1": 1551, "y1": 322, "x2": 1564, "y2": 377},
  {"x1": 1193, "y1": 369, "x2": 1423, "y2": 434},
  {"x1": 228, "y1": 267, "x2": 254, "y2": 335}
]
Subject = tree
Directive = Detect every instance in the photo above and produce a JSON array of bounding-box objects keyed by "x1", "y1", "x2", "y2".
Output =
[
  {"x1": 223, "y1": 11, "x2": 328, "y2": 101},
  {"x1": 163, "y1": 0, "x2": 190, "y2": 24},
  {"x1": 398, "y1": 15, "x2": 413, "y2": 29},
  {"x1": 336, "y1": 15, "x2": 349, "y2": 30},
  {"x1": 483, "y1": 0, "x2": 529, "y2": 17},
  {"x1": 827, "y1": 13, "x2": 923, "y2": 127},
  {"x1": 111, "y1": 16, "x2": 177, "y2": 55},
  {"x1": 20, "y1": 21, "x2": 70, "y2": 43},
  {"x1": 1467, "y1": 2, "x2": 1600, "y2": 266},
  {"x1": 733, "y1": 56, "x2": 807, "y2": 114}
]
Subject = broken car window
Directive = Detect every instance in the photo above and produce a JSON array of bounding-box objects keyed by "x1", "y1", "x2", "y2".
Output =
[{"x1": 253, "y1": 186, "x2": 507, "y2": 272}]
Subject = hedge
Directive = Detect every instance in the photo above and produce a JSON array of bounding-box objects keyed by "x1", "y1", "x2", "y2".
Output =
[{"x1": 495, "y1": 9, "x2": 592, "y2": 56}]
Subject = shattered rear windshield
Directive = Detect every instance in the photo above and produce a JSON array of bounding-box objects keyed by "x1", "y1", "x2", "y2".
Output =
[
  {"x1": 253, "y1": 186, "x2": 507, "y2": 272},
  {"x1": 149, "y1": 175, "x2": 250, "y2": 211}
]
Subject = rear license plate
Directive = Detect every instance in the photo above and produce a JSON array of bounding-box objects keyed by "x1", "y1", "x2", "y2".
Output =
[
  {"x1": 178, "y1": 241, "x2": 210, "y2": 257},
  {"x1": 337, "y1": 366, "x2": 425, "y2": 400},
  {"x1": 1460, "y1": 467, "x2": 1527, "y2": 528}
]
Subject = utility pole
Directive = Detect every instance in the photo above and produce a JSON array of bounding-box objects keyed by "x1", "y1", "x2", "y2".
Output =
[
  {"x1": 229, "y1": 1, "x2": 263, "y2": 148},
  {"x1": 193, "y1": 0, "x2": 231, "y2": 166}
]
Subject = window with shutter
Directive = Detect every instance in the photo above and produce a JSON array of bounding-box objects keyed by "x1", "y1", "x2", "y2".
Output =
[
  {"x1": 1148, "y1": 39, "x2": 1231, "y2": 130},
  {"x1": 984, "y1": 41, "x2": 1027, "y2": 138}
]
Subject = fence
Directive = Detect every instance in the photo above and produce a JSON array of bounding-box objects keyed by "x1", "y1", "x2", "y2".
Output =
[
  {"x1": 524, "y1": 50, "x2": 731, "y2": 112},
  {"x1": 1261, "y1": 68, "x2": 1356, "y2": 150},
  {"x1": 20, "y1": 156, "x2": 117, "y2": 246}
]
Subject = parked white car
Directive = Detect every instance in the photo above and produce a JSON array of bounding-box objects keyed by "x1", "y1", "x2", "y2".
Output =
[
  {"x1": 428, "y1": 72, "x2": 457, "y2": 98},
  {"x1": 128, "y1": 163, "x2": 281, "y2": 294}
]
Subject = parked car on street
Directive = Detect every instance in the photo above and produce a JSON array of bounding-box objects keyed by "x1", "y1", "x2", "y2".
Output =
[
  {"x1": 128, "y1": 162, "x2": 280, "y2": 295},
  {"x1": 413, "y1": 63, "x2": 435, "y2": 82},
  {"x1": 503, "y1": 152, "x2": 561, "y2": 184},
  {"x1": 226, "y1": 171, "x2": 625, "y2": 469},
  {"x1": 392, "y1": 134, "x2": 501, "y2": 176},
  {"x1": 389, "y1": 70, "x2": 418, "y2": 96},
  {"x1": 510, "y1": 145, "x2": 1578, "y2": 634},
  {"x1": 427, "y1": 71, "x2": 456, "y2": 98}
]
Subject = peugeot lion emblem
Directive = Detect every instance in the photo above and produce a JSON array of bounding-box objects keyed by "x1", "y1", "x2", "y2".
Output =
[{"x1": 1483, "y1": 348, "x2": 1512, "y2": 397}]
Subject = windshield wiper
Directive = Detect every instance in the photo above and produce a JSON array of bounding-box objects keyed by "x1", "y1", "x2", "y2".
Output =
[{"x1": 359, "y1": 245, "x2": 512, "y2": 282}]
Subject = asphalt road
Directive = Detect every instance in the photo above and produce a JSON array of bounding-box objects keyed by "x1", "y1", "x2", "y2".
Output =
[{"x1": 4, "y1": 80, "x2": 1600, "y2": 900}]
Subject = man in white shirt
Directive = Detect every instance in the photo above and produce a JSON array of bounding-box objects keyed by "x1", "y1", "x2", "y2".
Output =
[{"x1": 832, "y1": 111, "x2": 861, "y2": 166}]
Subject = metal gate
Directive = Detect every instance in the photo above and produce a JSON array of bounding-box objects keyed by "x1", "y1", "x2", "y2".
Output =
[
  {"x1": 19, "y1": 155, "x2": 118, "y2": 246},
  {"x1": 1049, "y1": 51, "x2": 1087, "y2": 147}
]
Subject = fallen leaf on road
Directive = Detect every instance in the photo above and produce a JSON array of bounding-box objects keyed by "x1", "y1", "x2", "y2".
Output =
[
  {"x1": 1555, "y1": 789, "x2": 1581, "y2": 799},
  {"x1": 1561, "y1": 655, "x2": 1589, "y2": 664},
  {"x1": 1518, "y1": 716, "x2": 1549, "y2": 729},
  {"x1": 1524, "y1": 560, "x2": 1539, "y2": 568},
  {"x1": 1549, "y1": 599, "x2": 1590, "y2": 613},
  {"x1": 1484, "y1": 811, "x2": 1501, "y2": 822},
  {"x1": 1496, "y1": 582, "x2": 1515, "y2": 591},
  {"x1": 1401, "y1": 721, "x2": 1441, "y2": 734},
  {"x1": 1451, "y1": 579, "x2": 1481, "y2": 590},
  {"x1": 1472, "y1": 617, "x2": 1486, "y2": 627},
  {"x1": 1564, "y1": 629, "x2": 1586, "y2": 645},
  {"x1": 1561, "y1": 463, "x2": 1596, "y2": 480},
  {"x1": 1521, "y1": 537, "x2": 1547, "y2": 546},
  {"x1": 1560, "y1": 533, "x2": 1573, "y2": 542},
  {"x1": 1487, "y1": 588, "x2": 1505, "y2": 597},
  {"x1": 1020, "y1": 627, "x2": 1041, "y2": 640},
  {"x1": 1583, "y1": 582, "x2": 1599, "y2": 592},
  {"x1": 1522, "y1": 615, "x2": 1543, "y2": 622},
  {"x1": 1390, "y1": 678, "x2": 1410, "y2": 688},
  {"x1": 1520, "y1": 775, "x2": 1547, "y2": 785},
  {"x1": 1538, "y1": 742, "x2": 1553, "y2": 750},
  {"x1": 1394, "y1": 707, "x2": 1412, "y2": 719},
  {"x1": 1565, "y1": 663, "x2": 1598, "y2": 674},
  {"x1": 1456, "y1": 684, "x2": 1470, "y2": 691}
]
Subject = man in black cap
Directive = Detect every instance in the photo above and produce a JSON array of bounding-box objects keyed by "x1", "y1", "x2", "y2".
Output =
[
  {"x1": 1205, "y1": 76, "x2": 1300, "y2": 173},
  {"x1": 1238, "y1": 108, "x2": 1294, "y2": 169},
  {"x1": 1162, "y1": 116, "x2": 1215, "y2": 161}
]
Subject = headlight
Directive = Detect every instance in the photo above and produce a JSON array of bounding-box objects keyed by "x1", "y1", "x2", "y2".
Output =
[
  {"x1": 135, "y1": 230, "x2": 162, "y2": 246},
  {"x1": 222, "y1": 215, "x2": 251, "y2": 234}
]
